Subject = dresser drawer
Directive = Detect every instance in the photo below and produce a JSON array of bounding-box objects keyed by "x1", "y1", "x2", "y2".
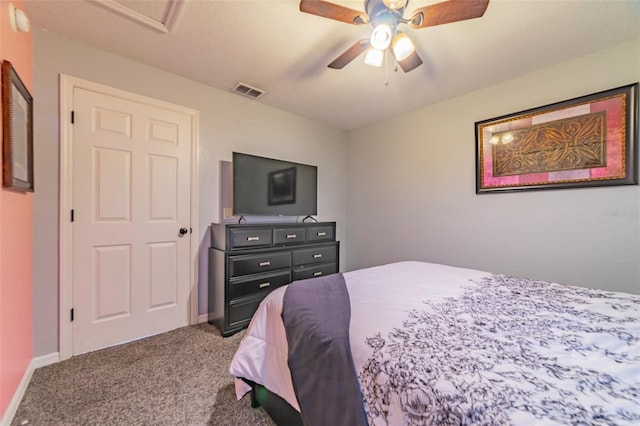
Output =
[
  {"x1": 292, "y1": 244, "x2": 337, "y2": 266},
  {"x1": 306, "y1": 224, "x2": 335, "y2": 242},
  {"x1": 273, "y1": 227, "x2": 306, "y2": 246},
  {"x1": 229, "y1": 251, "x2": 291, "y2": 277},
  {"x1": 229, "y1": 227, "x2": 272, "y2": 249},
  {"x1": 229, "y1": 270, "x2": 291, "y2": 300},
  {"x1": 293, "y1": 262, "x2": 337, "y2": 281},
  {"x1": 228, "y1": 298, "x2": 263, "y2": 327}
]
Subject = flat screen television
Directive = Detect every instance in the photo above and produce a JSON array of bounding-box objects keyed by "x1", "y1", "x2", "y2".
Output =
[{"x1": 232, "y1": 152, "x2": 318, "y2": 217}]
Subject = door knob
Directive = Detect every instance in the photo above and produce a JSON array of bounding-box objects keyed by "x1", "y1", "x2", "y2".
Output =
[{"x1": 179, "y1": 227, "x2": 189, "y2": 235}]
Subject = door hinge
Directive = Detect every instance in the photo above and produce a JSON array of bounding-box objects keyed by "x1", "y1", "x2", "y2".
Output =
[
  {"x1": 190, "y1": 227, "x2": 192, "y2": 234},
  {"x1": 71, "y1": 209, "x2": 74, "y2": 222},
  {"x1": 70, "y1": 308, "x2": 74, "y2": 322},
  {"x1": 71, "y1": 110, "x2": 75, "y2": 124}
]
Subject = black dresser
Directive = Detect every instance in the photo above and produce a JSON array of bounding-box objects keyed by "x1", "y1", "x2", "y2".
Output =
[{"x1": 208, "y1": 222, "x2": 339, "y2": 336}]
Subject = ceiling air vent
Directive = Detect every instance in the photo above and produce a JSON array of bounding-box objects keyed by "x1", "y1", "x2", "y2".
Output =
[{"x1": 232, "y1": 82, "x2": 266, "y2": 99}]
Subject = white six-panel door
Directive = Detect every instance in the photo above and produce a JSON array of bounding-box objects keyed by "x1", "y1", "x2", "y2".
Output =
[{"x1": 69, "y1": 86, "x2": 193, "y2": 355}]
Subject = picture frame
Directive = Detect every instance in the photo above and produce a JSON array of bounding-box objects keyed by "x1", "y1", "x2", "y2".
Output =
[
  {"x1": 268, "y1": 166, "x2": 296, "y2": 205},
  {"x1": 2, "y1": 60, "x2": 34, "y2": 192},
  {"x1": 475, "y1": 83, "x2": 638, "y2": 193}
]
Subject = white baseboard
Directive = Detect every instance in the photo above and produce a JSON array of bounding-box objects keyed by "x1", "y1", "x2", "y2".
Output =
[
  {"x1": 31, "y1": 352, "x2": 59, "y2": 369},
  {"x1": 1, "y1": 352, "x2": 59, "y2": 426},
  {"x1": 198, "y1": 313, "x2": 209, "y2": 324}
]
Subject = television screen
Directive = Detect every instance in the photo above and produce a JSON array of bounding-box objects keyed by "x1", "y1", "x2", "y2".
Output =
[{"x1": 232, "y1": 152, "x2": 317, "y2": 217}]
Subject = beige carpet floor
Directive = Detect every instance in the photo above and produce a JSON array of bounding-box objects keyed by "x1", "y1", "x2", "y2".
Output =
[{"x1": 11, "y1": 323, "x2": 276, "y2": 425}]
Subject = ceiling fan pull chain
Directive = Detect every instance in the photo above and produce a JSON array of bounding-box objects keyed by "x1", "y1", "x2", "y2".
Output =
[{"x1": 384, "y1": 48, "x2": 389, "y2": 86}]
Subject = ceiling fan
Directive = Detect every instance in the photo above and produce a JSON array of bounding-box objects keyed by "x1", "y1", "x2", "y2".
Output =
[{"x1": 300, "y1": 0, "x2": 490, "y2": 72}]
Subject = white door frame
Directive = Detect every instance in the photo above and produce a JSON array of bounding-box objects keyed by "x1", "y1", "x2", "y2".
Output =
[{"x1": 58, "y1": 74, "x2": 199, "y2": 360}]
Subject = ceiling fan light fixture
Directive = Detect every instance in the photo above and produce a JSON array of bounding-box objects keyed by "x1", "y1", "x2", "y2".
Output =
[
  {"x1": 370, "y1": 23, "x2": 392, "y2": 50},
  {"x1": 382, "y1": 0, "x2": 408, "y2": 10},
  {"x1": 364, "y1": 47, "x2": 384, "y2": 67},
  {"x1": 391, "y1": 33, "x2": 415, "y2": 61}
]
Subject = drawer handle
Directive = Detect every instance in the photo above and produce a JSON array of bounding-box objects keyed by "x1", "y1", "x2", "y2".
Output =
[
  {"x1": 317, "y1": 232, "x2": 326, "y2": 236},
  {"x1": 286, "y1": 234, "x2": 297, "y2": 239},
  {"x1": 313, "y1": 254, "x2": 322, "y2": 258},
  {"x1": 247, "y1": 236, "x2": 260, "y2": 241},
  {"x1": 259, "y1": 282, "x2": 271, "y2": 288},
  {"x1": 259, "y1": 261, "x2": 271, "y2": 267},
  {"x1": 313, "y1": 272, "x2": 323, "y2": 277}
]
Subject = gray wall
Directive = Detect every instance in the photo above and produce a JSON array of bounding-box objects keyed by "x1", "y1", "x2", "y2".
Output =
[
  {"x1": 32, "y1": 29, "x2": 348, "y2": 356},
  {"x1": 32, "y1": 29, "x2": 640, "y2": 357},
  {"x1": 346, "y1": 38, "x2": 640, "y2": 294}
]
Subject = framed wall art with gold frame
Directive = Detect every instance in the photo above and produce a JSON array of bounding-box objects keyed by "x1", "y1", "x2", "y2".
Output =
[
  {"x1": 2, "y1": 60, "x2": 34, "y2": 192},
  {"x1": 475, "y1": 83, "x2": 638, "y2": 193}
]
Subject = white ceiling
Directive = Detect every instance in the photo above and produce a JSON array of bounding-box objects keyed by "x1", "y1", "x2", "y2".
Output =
[{"x1": 23, "y1": 0, "x2": 640, "y2": 131}]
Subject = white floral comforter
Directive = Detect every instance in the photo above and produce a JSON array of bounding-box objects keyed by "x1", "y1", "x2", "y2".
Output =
[{"x1": 230, "y1": 261, "x2": 640, "y2": 425}]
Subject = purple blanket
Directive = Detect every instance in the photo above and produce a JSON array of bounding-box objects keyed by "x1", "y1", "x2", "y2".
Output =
[{"x1": 281, "y1": 273, "x2": 368, "y2": 426}]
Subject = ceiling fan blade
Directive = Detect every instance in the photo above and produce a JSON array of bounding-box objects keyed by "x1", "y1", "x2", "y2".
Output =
[
  {"x1": 390, "y1": 32, "x2": 423, "y2": 72},
  {"x1": 300, "y1": 0, "x2": 369, "y2": 25},
  {"x1": 328, "y1": 39, "x2": 370, "y2": 69},
  {"x1": 395, "y1": 50, "x2": 423, "y2": 73},
  {"x1": 410, "y1": 0, "x2": 489, "y2": 29}
]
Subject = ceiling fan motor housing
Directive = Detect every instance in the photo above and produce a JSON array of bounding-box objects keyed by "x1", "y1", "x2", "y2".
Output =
[{"x1": 365, "y1": 0, "x2": 406, "y2": 29}]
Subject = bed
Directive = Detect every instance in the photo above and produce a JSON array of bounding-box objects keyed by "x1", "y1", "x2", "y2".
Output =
[{"x1": 229, "y1": 261, "x2": 640, "y2": 425}]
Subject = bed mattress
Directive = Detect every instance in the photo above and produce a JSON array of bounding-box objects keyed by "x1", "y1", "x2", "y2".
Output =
[{"x1": 230, "y1": 261, "x2": 640, "y2": 425}]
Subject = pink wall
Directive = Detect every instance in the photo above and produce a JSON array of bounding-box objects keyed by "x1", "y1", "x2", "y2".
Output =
[{"x1": 0, "y1": 0, "x2": 34, "y2": 418}]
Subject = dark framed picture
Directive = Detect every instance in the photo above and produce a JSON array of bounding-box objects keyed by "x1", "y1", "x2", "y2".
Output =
[
  {"x1": 268, "y1": 167, "x2": 296, "y2": 205},
  {"x1": 475, "y1": 83, "x2": 638, "y2": 193},
  {"x1": 2, "y1": 60, "x2": 34, "y2": 192}
]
